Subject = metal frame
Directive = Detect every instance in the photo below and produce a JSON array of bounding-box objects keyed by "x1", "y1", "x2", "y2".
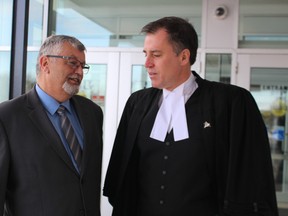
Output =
[{"x1": 9, "y1": 0, "x2": 30, "y2": 98}]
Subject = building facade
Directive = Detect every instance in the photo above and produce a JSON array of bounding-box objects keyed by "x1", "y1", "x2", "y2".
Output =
[{"x1": 1, "y1": 0, "x2": 288, "y2": 215}]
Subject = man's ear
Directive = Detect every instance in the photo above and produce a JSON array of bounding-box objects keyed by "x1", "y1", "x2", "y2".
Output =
[
  {"x1": 180, "y1": 49, "x2": 190, "y2": 65},
  {"x1": 39, "y1": 55, "x2": 50, "y2": 73}
]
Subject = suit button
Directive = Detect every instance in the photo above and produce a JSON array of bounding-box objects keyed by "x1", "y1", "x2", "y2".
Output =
[{"x1": 165, "y1": 141, "x2": 170, "y2": 146}]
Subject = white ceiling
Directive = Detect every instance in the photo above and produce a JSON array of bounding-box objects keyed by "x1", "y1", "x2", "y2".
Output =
[
  {"x1": 51, "y1": 0, "x2": 288, "y2": 46},
  {"x1": 71, "y1": 0, "x2": 200, "y2": 7},
  {"x1": 70, "y1": 0, "x2": 288, "y2": 7}
]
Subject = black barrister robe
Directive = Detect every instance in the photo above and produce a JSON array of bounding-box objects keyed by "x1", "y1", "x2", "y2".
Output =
[{"x1": 103, "y1": 71, "x2": 279, "y2": 216}]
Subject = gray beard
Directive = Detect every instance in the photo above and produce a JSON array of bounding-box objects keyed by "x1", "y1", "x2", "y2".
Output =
[{"x1": 62, "y1": 81, "x2": 80, "y2": 96}]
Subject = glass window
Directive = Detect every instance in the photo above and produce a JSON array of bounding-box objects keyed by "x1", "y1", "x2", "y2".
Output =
[
  {"x1": 0, "y1": 52, "x2": 11, "y2": 102},
  {"x1": 131, "y1": 65, "x2": 151, "y2": 93},
  {"x1": 28, "y1": 0, "x2": 44, "y2": 46},
  {"x1": 250, "y1": 68, "x2": 288, "y2": 203},
  {"x1": 26, "y1": 51, "x2": 38, "y2": 92},
  {"x1": 0, "y1": 0, "x2": 13, "y2": 102},
  {"x1": 78, "y1": 64, "x2": 107, "y2": 112},
  {"x1": 49, "y1": 0, "x2": 202, "y2": 47},
  {"x1": 25, "y1": 0, "x2": 45, "y2": 93},
  {"x1": 239, "y1": 0, "x2": 288, "y2": 49},
  {"x1": 0, "y1": 0, "x2": 13, "y2": 46},
  {"x1": 205, "y1": 53, "x2": 231, "y2": 84}
]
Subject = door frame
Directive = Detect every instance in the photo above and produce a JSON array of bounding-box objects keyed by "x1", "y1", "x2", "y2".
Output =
[{"x1": 237, "y1": 50, "x2": 288, "y2": 208}]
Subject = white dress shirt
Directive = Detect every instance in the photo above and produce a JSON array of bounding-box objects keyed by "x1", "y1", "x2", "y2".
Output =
[{"x1": 150, "y1": 73, "x2": 198, "y2": 141}]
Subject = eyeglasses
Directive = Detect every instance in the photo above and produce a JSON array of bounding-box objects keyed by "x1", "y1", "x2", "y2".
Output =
[{"x1": 46, "y1": 55, "x2": 90, "y2": 74}]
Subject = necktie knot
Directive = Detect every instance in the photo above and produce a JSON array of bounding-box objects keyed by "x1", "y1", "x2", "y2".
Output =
[{"x1": 57, "y1": 105, "x2": 66, "y2": 116}]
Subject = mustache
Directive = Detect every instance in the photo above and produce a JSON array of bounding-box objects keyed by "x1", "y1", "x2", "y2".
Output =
[{"x1": 67, "y1": 74, "x2": 82, "y2": 84}]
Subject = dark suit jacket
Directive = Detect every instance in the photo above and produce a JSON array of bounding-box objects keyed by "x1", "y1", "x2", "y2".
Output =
[
  {"x1": 0, "y1": 87, "x2": 103, "y2": 216},
  {"x1": 103, "y1": 71, "x2": 278, "y2": 216}
]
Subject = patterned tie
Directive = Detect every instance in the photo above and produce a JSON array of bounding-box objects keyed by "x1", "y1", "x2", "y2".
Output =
[{"x1": 57, "y1": 105, "x2": 82, "y2": 171}]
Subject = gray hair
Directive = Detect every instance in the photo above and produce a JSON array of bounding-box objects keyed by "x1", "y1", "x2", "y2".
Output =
[{"x1": 36, "y1": 35, "x2": 86, "y2": 75}]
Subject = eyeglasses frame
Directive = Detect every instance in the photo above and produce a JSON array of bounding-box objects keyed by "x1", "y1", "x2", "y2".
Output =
[{"x1": 46, "y1": 55, "x2": 90, "y2": 74}]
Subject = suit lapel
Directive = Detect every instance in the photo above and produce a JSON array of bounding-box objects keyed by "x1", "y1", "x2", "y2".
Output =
[{"x1": 26, "y1": 88, "x2": 79, "y2": 175}]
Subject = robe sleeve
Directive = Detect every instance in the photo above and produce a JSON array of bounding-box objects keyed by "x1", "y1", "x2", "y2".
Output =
[
  {"x1": 212, "y1": 84, "x2": 279, "y2": 216},
  {"x1": 103, "y1": 92, "x2": 136, "y2": 206}
]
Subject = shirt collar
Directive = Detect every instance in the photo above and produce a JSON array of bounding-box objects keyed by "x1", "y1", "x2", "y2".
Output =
[
  {"x1": 163, "y1": 72, "x2": 198, "y2": 103},
  {"x1": 35, "y1": 84, "x2": 72, "y2": 115},
  {"x1": 183, "y1": 72, "x2": 198, "y2": 97}
]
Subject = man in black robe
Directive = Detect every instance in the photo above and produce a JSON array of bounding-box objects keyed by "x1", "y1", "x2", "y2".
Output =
[{"x1": 104, "y1": 16, "x2": 278, "y2": 216}]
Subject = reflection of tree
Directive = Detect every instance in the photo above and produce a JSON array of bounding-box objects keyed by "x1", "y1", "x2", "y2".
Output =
[
  {"x1": 271, "y1": 98, "x2": 287, "y2": 117},
  {"x1": 263, "y1": 95, "x2": 287, "y2": 192},
  {"x1": 25, "y1": 74, "x2": 36, "y2": 92},
  {"x1": 0, "y1": 73, "x2": 9, "y2": 101}
]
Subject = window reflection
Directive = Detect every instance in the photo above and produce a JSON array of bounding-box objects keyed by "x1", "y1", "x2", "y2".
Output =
[
  {"x1": 78, "y1": 64, "x2": 107, "y2": 112},
  {"x1": 250, "y1": 68, "x2": 288, "y2": 194},
  {"x1": 131, "y1": 65, "x2": 151, "y2": 93},
  {"x1": 0, "y1": 52, "x2": 11, "y2": 102},
  {"x1": 25, "y1": 0, "x2": 45, "y2": 93},
  {"x1": 0, "y1": 0, "x2": 13, "y2": 46},
  {"x1": 49, "y1": 0, "x2": 202, "y2": 47},
  {"x1": 239, "y1": 0, "x2": 288, "y2": 49},
  {"x1": 26, "y1": 52, "x2": 38, "y2": 92},
  {"x1": 205, "y1": 54, "x2": 231, "y2": 84},
  {"x1": 0, "y1": 0, "x2": 13, "y2": 102},
  {"x1": 28, "y1": 0, "x2": 44, "y2": 46}
]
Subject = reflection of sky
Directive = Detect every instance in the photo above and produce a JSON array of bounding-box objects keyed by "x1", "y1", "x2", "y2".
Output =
[
  {"x1": 0, "y1": 0, "x2": 13, "y2": 46},
  {"x1": 55, "y1": 8, "x2": 112, "y2": 47},
  {"x1": 0, "y1": 52, "x2": 10, "y2": 102}
]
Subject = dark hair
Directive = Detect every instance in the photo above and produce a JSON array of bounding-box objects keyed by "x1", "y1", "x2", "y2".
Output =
[{"x1": 141, "y1": 16, "x2": 198, "y2": 65}]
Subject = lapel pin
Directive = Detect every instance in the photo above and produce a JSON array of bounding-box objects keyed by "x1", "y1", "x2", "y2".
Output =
[{"x1": 203, "y1": 121, "x2": 211, "y2": 128}]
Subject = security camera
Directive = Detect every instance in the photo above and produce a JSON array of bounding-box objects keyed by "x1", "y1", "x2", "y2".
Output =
[{"x1": 215, "y1": 5, "x2": 228, "y2": 20}]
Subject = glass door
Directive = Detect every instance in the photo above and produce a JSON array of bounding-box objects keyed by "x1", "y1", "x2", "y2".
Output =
[
  {"x1": 118, "y1": 51, "x2": 145, "y2": 122},
  {"x1": 237, "y1": 53, "x2": 288, "y2": 210},
  {"x1": 85, "y1": 51, "x2": 120, "y2": 216}
]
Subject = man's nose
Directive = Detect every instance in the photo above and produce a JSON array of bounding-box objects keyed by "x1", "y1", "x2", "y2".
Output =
[{"x1": 145, "y1": 57, "x2": 154, "y2": 68}]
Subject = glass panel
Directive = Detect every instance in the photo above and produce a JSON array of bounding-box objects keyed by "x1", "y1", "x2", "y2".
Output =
[
  {"x1": 0, "y1": 0, "x2": 13, "y2": 102},
  {"x1": 28, "y1": 0, "x2": 44, "y2": 46},
  {"x1": 25, "y1": 0, "x2": 45, "y2": 93},
  {"x1": 26, "y1": 52, "x2": 38, "y2": 92},
  {"x1": 78, "y1": 64, "x2": 107, "y2": 112},
  {"x1": 49, "y1": 0, "x2": 202, "y2": 47},
  {"x1": 205, "y1": 54, "x2": 231, "y2": 84},
  {"x1": 250, "y1": 68, "x2": 288, "y2": 204},
  {"x1": 0, "y1": 0, "x2": 13, "y2": 46},
  {"x1": 0, "y1": 52, "x2": 11, "y2": 102},
  {"x1": 131, "y1": 65, "x2": 151, "y2": 93},
  {"x1": 239, "y1": 0, "x2": 288, "y2": 49}
]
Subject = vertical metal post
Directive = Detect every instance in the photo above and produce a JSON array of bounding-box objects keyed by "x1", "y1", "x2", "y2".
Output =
[
  {"x1": 9, "y1": 0, "x2": 30, "y2": 99},
  {"x1": 42, "y1": 0, "x2": 51, "y2": 40}
]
